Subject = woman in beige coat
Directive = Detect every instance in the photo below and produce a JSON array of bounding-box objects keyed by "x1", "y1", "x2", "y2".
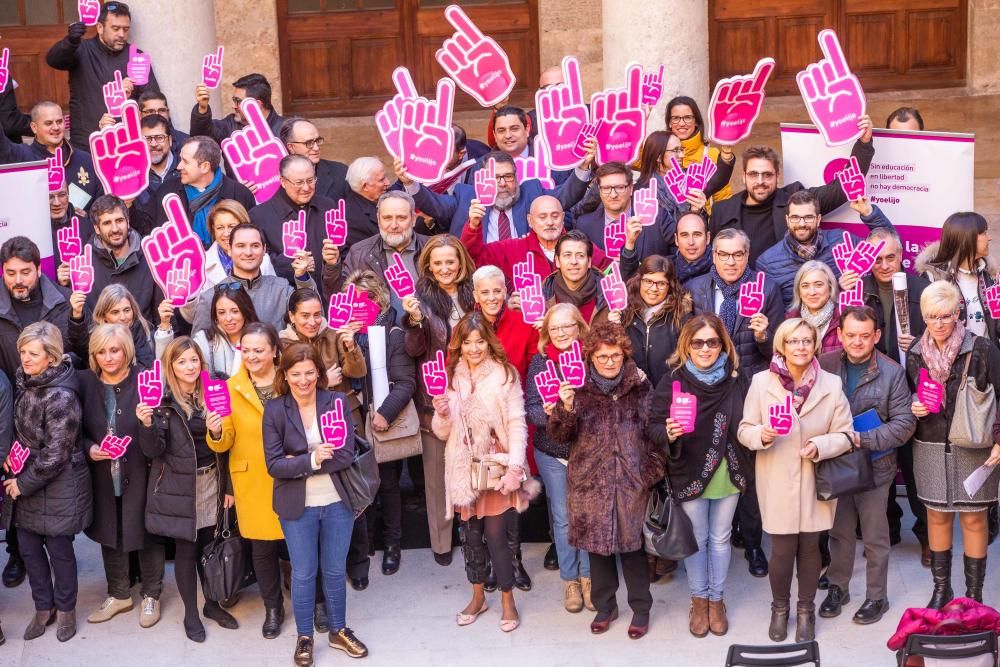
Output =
[{"x1": 738, "y1": 318, "x2": 853, "y2": 644}]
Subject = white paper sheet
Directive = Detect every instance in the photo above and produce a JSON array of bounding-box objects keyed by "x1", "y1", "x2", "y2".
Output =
[
  {"x1": 368, "y1": 325, "x2": 390, "y2": 410},
  {"x1": 963, "y1": 464, "x2": 994, "y2": 497}
]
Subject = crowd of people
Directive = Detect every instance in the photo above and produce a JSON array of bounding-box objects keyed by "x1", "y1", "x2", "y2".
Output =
[{"x1": 0, "y1": 2, "x2": 992, "y2": 665}]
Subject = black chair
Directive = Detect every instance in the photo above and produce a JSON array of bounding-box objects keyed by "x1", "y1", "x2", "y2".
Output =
[
  {"x1": 726, "y1": 641, "x2": 820, "y2": 667},
  {"x1": 897, "y1": 631, "x2": 998, "y2": 666}
]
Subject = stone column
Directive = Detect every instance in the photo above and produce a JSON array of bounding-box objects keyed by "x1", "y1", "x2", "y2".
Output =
[
  {"x1": 601, "y1": 0, "x2": 709, "y2": 132},
  {"x1": 126, "y1": 0, "x2": 220, "y2": 133}
]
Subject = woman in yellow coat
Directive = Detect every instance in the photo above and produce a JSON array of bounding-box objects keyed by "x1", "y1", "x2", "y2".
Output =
[{"x1": 207, "y1": 322, "x2": 286, "y2": 639}]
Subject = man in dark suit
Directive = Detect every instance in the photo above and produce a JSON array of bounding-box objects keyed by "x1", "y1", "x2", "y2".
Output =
[
  {"x1": 190, "y1": 72, "x2": 284, "y2": 145},
  {"x1": 342, "y1": 157, "x2": 391, "y2": 250},
  {"x1": 280, "y1": 117, "x2": 349, "y2": 203}
]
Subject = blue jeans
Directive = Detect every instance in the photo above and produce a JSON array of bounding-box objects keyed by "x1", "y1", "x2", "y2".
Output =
[
  {"x1": 535, "y1": 449, "x2": 590, "y2": 581},
  {"x1": 280, "y1": 501, "x2": 355, "y2": 636},
  {"x1": 681, "y1": 493, "x2": 739, "y2": 601}
]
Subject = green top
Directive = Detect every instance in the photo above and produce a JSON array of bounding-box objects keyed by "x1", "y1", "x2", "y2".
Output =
[{"x1": 702, "y1": 459, "x2": 739, "y2": 499}]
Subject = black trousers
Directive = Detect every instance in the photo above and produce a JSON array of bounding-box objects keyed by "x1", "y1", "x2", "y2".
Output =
[
  {"x1": 346, "y1": 513, "x2": 370, "y2": 579},
  {"x1": 5, "y1": 525, "x2": 19, "y2": 558},
  {"x1": 588, "y1": 550, "x2": 652, "y2": 615},
  {"x1": 461, "y1": 510, "x2": 515, "y2": 592},
  {"x1": 101, "y1": 497, "x2": 165, "y2": 600},
  {"x1": 734, "y1": 453, "x2": 763, "y2": 548},
  {"x1": 249, "y1": 539, "x2": 283, "y2": 608},
  {"x1": 769, "y1": 531, "x2": 822, "y2": 605},
  {"x1": 377, "y1": 460, "x2": 403, "y2": 545},
  {"x1": 173, "y1": 526, "x2": 215, "y2": 622},
  {"x1": 20, "y1": 529, "x2": 77, "y2": 612},
  {"x1": 887, "y1": 441, "x2": 928, "y2": 544}
]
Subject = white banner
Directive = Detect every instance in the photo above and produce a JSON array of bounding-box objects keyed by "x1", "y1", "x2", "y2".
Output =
[
  {"x1": 780, "y1": 124, "x2": 975, "y2": 271},
  {"x1": 0, "y1": 161, "x2": 53, "y2": 277}
]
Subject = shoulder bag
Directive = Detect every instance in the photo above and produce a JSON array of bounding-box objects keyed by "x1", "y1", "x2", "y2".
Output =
[
  {"x1": 642, "y1": 479, "x2": 698, "y2": 561},
  {"x1": 948, "y1": 352, "x2": 997, "y2": 449},
  {"x1": 366, "y1": 400, "x2": 422, "y2": 463},
  {"x1": 335, "y1": 433, "x2": 381, "y2": 518},
  {"x1": 815, "y1": 432, "x2": 875, "y2": 501},
  {"x1": 200, "y1": 507, "x2": 254, "y2": 602}
]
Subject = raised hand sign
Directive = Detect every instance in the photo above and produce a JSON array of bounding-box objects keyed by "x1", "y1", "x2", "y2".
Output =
[
  {"x1": 474, "y1": 157, "x2": 497, "y2": 206},
  {"x1": 519, "y1": 275, "x2": 547, "y2": 325},
  {"x1": 375, "y1": 67, "x2": 418, "y2": 161},
  {"x1": 137, "y1": 360, "x2": 163, "y2": 407},
  {"x1": 0, "y1": 49, "x2": 9, "y2": 95},
  {"x1": 535, "y1": 56, "x2": 590, "y2": 170},
  {"x1": 328, "y1": 283, "x2": 356, "y2": 329},
  {"x1": 141, "y1": 194, "x2": 208, "y2": 307},
  {"x1": 201, "y1": 371, "x2": 232, "y2": 417},
  {"x1": 512, "y1": 253, "x2": 536, "y2": 292},
  {"x1": 165, "y1": 259, "x2": 193, "y2": 307},
  {"x1": 8, "y1": 441, "x2": 29, "y2": 475},
  {"x1": 100, "y1": 434, "x2": 131, "y2": 460},
  {"x1": 534, "y1": 359, "x2": 562, "y2": 405},
  {"x1": 641, "y1": 65, "x2": 665, "y2": 107},
  {"x1": 669, "y1": 381, "x2": 698, "y2": 434},
  {"x1": 47, "y1": 147, "x2": 65, "y2": 193},
  {"x1": 796, "y1": 29, "x2": 866, "y2": 147},
  {"x1": 384, "y1": 252, "x2": 416, "y2": 300},
  {"x1": 89, "y1": 100, "x2": 151, "y2": 200},
  {"x1": 398, "y1": 77, "x2": 455, "y2": 184},
  {"x1": 845, "y1": 239, "x2": 886, "y2": 277},
  {"x1": 985, "y1": 278, "x2": 1000, "y2": 319},
  {"x1": 201, "y1": 45, "x2": 225, "y2": 89},
  {"x1": 282, "y1": 210, "x2": 308, "y2": 258},
  {"x1": 836, "y1": 155, "x2": 867, "y2": 201},
  {"x1": 558, "y1": 340, "x2": 586, "y2": 388},
  {"x1": 325, "y1": 199, "x2": 348, "y2": 246},
  {"x1": 664, "y1": 157, "x2": 687, "y2": 205},
  {"x1": 917, "y1": 368, "x2": 943, "y2": 413},
  {"x1": 57, "y1": 216, "x2": 82, "y2": 264},
  {"x1": 69, "y1": 244, "x2": 94, "y2": 294},
  {"x1": 633, "y1": 178, "x2": 658, "y2": 227},
  {"x1": 684, "y1": 156, "x2": 717, "y2": 195},
  {"x1": 514, "y1": 136, "x2": 554, "y2": 189},
  {"x1": 127, "y1": 45, "x2": 151, "y2": 86},
  {"x1": 103, "y1": 69, "x2": 127, "y2": 117},
  {"x1": 421, "y1": 349, "x2": 448, "y2": 397},
  {"x1": 838, "y1": 279, "x2": 864, "y2": 311},
  {"x1": 571, "y1": 120, "x2": 601, "y2": 160},
  {"x1": 600, "y1": 262, "x2": 628, "y2": 311},
  {"x1": 738, "y1": 272, "x2": 766, "y2": 317},
  {"x1": 831, "y1": 232, "x2": 854, "y2": 273},
  {"x1": 768, "y1": 394, "x2": 794, "y2": 436},
  {"x1": 320, "y1": 399, "x2": 349, "y2": 449},
  {"x1": 603, "y1": 213, "x2": 627, "y2": 260},
  {"x1": 78, "y1": 0, "x2": 100, "y2": 25},
  {"x1": 435, "y1": 4, "x2": 516, "y2": 107},
  {"x1": 591, "y1": 63, "x2": 645, "y2": 165},
  {"x1": 221, "y1": 98, "x2": 287, "y2": 203},
  {"x1": 708, "y1": 57, "x2": 775, "y2": 146}
]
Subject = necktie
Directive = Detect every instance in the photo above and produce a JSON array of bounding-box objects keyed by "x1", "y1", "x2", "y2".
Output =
[{"x1": 498, "y1": 209, "x2": 511, "y2": 241}]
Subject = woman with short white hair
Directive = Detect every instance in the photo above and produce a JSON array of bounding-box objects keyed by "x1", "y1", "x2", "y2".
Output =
[{"x1": 786, "y1": 261, "x2": 842, "y2": 354}]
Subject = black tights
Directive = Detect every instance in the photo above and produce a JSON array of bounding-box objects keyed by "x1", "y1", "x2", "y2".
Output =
[
  {"x1": 173, "y1": 526, "x2": 216, "y2": 623},
  {"x1": 769, "y1": 531, "x2": 822, "y2": 606},
  {"x1": 461, "y1": 510, "x2": 515, "y2": 592}
]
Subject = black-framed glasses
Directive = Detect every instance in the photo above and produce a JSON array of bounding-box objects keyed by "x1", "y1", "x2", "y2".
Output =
[
  {"x1": 288, "y1": 137, "x2": 325, "y2": 150},
  {"x1": 669, "y1": 115, "x2": 695, "y2": 124},
  {"x1": 598, "y1": 184, "x2": 630, "y2": 195},
  {"x1": 787, "y1": 215, "x2": 818, "y2": 224},
  {"x1": 143, "y1": 134, "x2": 168, "y2": 144}
]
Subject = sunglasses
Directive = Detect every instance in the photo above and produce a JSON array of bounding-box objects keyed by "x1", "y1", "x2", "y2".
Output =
[{"x1": 690, "y1": 337, "x2": 722, "y2": 350}]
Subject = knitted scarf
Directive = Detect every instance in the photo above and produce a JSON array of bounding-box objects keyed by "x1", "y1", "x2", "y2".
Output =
[
  {"x1": 784, "y1": 232, "x2": 818, "y2": 261},
  {"x1": 920, "y1": 322, "x2": 966, "y2": 385},
  {"x1": 675, "y1": 251, "x2": 713, "y2": 284},
  {"x1": 589, "y1": 364, "x2": 625, "y2": 395},
  {"x1": 799, "y1": 300, "x2": 836, "y2": 334},
  {"x1": 185, "y1": 167, "x2": 224, "y2": 246},
  {"x1": 685, "y1": 352, "x2": 729, "y2": 386},
  {"x1": 551, "y1": 270, "x2": 599, "y2": 311},
  {"x1": 769, "y1": 354, "x2": 820, "y2": 413},
  {"x1": 711, "y1": 265, "x2": 752, "y2": 336}
]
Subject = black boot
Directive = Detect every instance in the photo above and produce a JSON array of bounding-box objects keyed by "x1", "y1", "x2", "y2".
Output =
[
  {"x1": 262, "y1": 605, "x2": 284, "y2": 639},
  {"x1": 795, "y1": 602, "x2": 816, "y2": 642},
  {"x1": 2, "y1": 555, "x2": 24, "y2": 588},
  {"x1": 964, "y1": 554, "x2": 987, "y2": 603},
  {"x1": 511, "y1": 547, "x2": 532, "y2": 591},
  {"x1": 382, "y1": 544, "x2": 401, "y2": 576},
  {"x1": 483, "y1": 561, "x2": 498, "y2": 592},
  {"x1": 928, "y1": 549, "x2": 954, "y2": 610},
  {"x1": 768, "y1": 601, "x2": 789, "y2": 642}
]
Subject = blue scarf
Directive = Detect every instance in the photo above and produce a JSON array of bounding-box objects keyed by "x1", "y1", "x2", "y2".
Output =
[
  {"x1": 710, "y1": 265, "x2": 753, "y2": 336},
  {"x1": 184, "y1": 168, "x2": 224, "y2": 246},
  {"x1": 685, "y1": 352, "x2": 729, "y2": 386}
]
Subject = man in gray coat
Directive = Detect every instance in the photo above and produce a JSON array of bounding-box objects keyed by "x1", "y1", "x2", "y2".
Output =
[{"x1": 818, "y1": 305, "x2": 916, "y2": 625}]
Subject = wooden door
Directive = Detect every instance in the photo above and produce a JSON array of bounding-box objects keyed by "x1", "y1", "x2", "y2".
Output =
[
  {"x1": 277, "y1": 0, "x2": 539, "y2": 116},
  {"x1": 0, "y1": 0, "x2": 83, "y2": 111}
]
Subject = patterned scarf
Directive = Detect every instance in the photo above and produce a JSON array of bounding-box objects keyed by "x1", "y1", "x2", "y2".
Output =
[
  {"x1": 799, "y1": 301, "x2": 835, "y2": 334},
  {"x1": 769, "y1": 354, "x2": 820, "y2": 413},
  {"x1": 711, "y1": 265, "x2": 752, "y2": 336},
  {"x1": 784, "y1": 232, "x2": 818, "y2": 261},
  {"x1": 920, "y1": 322, "x2": 966, "y2": 385}
]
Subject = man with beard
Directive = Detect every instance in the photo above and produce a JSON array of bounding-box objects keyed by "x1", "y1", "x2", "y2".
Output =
[
  {"x1": 280, "y1": 117, "x2": 348, "y2": 202},
  {"x1": 46, "y1": 2, "x2": 160, "y2": 150},
  {"x1": 190, "y1": 73, "x2": 284, "y2": 145},
  {"x1": 138, "y1": 90, "x2": 188, "y2": 157},
  {"x1": 140, "y1": 114, "x2": 177, "y2": 196},
  {"x1": 56, "y1": 195, "x2": 160, "y2": 323},
  {"x1": 541, "y1": 230, "x2": 608, "y2": 324},
  {"x1": 342, "y1": 156, "x2": 392, "y2": 249},
  {"x1": 709, "y1": 115, "x2": 875, "y2": 267}
]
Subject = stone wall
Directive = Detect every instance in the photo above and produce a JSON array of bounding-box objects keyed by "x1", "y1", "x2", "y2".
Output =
[
  {"x1": 212, "y1": 0, "x2": 284, "y2": 115},
  {"x1": 538, "y1": 0, "x2": 603, "y2": 97},
  {"x1": 969, "y1": 0, "x2": 1000, "y2": 93}
]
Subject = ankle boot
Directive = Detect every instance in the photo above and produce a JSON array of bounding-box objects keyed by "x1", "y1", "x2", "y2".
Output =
[
  {"x1": 55, "y1": 610, "x2": 76, "y2": 642},
  {"x1": 964, "y1": 554, "x2": 987, "y2": 603},
  {"x1": 795, "y1": 601, "x2": 815, "y2": 642},
  {"x1": 928, "y1": 549, "x2": 954, "y2": 610},
  {"x1": 508, "y1": 517, "x2": 531, "y2": 591},
  {"x1": 768, "y1": 601, "x2": 789, "y2": 642}
]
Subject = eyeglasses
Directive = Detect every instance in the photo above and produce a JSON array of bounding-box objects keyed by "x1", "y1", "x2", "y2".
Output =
[
  {"x1": 787, "y1": 215, "x2": 819, "y2": 224},
  {"x1": 144, "y1": 134, "x2": 168, "y2": 144},
  {"x1": 690, "y1": 337, "x2": 722, "y2": 350},
  {"x1": 495, "y1": 173, "x2": 517, "y2": 183},
  {"x1": 594, "y1": 352, "x2": 624, "y2": 365},
  {"x1": 288, "y1": 137, "x2": 325, "y2": 150},
  {"x1": 641, "y1": 278, "x2": 668, "y2": 290},
  {"x1": 598, "y1": 184, "x2": 630, "y2": 195},
  {"x1": 715, "y1": 250, "x2": 747, "y2": 263},
  {"x1": 925, "y1": 314, "x2": 957, "y2": 324},
  {"x1": 548, "y1": 323, "x2": 579, "y2": 334},
  {"x1": 141, "y1": 107, "x2": 168, "y2": 116},
  {"x1": 746, "y1": 171, "x2": 776, "y2": 181},
  {"x1": 664, "y1": 147, "x2": 685, "y2": 156},
  {"x1": 785, "y1": 338, "x2": 815, "y2": 348},
  {"x1": 669, "y1": 115, "x2": 696, "y2": 124},
  {"x1": 232, "y1": 96, "x2": 244, "y2": 106},
  {"x1": 283, "y1": 176, "x2": 318, "y2": 189}
]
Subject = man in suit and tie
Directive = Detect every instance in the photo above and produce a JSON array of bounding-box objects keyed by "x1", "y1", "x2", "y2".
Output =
[{"x1": 280, "y1": 117, "x2": 349, "y2": 204}]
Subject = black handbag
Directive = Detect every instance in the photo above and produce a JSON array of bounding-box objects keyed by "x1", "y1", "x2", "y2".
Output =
[
  {"x1": 642, "y1": 480, "x2": 699, "y2": 561},
  {"x1": 815, "y1": 432, "x2": 875, "y2": 501},
  {"x1": 199, "y1": 508, "x2": 254, "y2": 602},
  {"x1": 335, "y1": 434, "x2": 381, "y2": 518}
]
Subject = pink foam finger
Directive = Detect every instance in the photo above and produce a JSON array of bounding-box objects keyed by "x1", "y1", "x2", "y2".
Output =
[{"x1": 444, "y1": 4, "x2": 484, "y2": 41}]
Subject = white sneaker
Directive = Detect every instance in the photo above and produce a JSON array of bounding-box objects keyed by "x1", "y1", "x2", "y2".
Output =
[
  {"x1": 139, "y1": 596, "x2": 160, "y2": 628},
  {"x1": 87, "y1": 596, "x2": 134, "y2": 623}
]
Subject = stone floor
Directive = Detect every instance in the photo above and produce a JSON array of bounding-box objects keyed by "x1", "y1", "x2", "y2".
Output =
[{"x1": 0, "y1": 511, "x2": 990, "y2": 666}]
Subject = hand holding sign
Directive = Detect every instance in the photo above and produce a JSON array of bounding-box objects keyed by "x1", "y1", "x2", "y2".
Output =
[
  {"x1": 838, "y1": 279, "x2": 864, "y2": 311},
  {"x1": 201, "y1": 371, "x2": 232, "y2": 417},
  {"x1": 669, "y1": 381, "x2": 697, "y2": 433},
  {"x1": 325, "y1": 199, "x2": 348, "y2": 246},
  {"x1": 796, "y1": 29, "x2": 866, "y2": 146},
  {"x1": 221, "y1": 98, "x2": 287, "y2": 203},
  {"x1": 89, "y1": 100, "x2": 151, "y2": 199},
  {"x1": 591, "y1": 63, "x2": 645, "y2": 165},
  {"x1": 571, "y1": 120, "x2": 601, "y2": 161},
  {"x1": 422, "y1": 350, "x2": 448, "y2": 397},
  {"x1": 0, "y1": 48, "x2": 9, "y2": 94},
  {"x1": 512, "y1": 254, "x2": 536, "y2": 292},
  {"x1": 474, "y1": 157, "x2": 497, "y2": 206},
  {"x1": 600, "y1": 262, "x2": 628, "y2": 311},
  {"x1": 398, "y1": 78, "x2": 455, "y2": 184},
  {"x1": 384, "y1": 253, "x2": 416, "y2": 299},
  {"x1": 47, "y1": 147, "x2": 65, "y2": 192},
  {"x1": 685, "y1": 156, "x2": 717, "y2": 194},
  {"x1": 641, "y1": 65, "x2": 665, "y2": 107},
  {"x1": 738, "y1": 272, "x2": 766, "y2": 317},
  {"x1": 435, "y1": 4, "x2": 516, "y2": 107},
  {"x1": 202, "y1": 45, "x2": 225, "y2": 89},
  {"x1": 519, "y1": 276, "x2": 547, "y2": 325},
  {"x1": 664, "y1": 157, "x2": 687, "y2": 205},
  {"x1": 328, "y1": 284, "x2": 356, "y2": 329},
  {"x1": 165, "y1": 259, "x2": 193, "y2": 306},
  {"x1": 633, "y1": 178, "x2": 658, "y2": 227},
  {"x1": 142, "y1": 194, "x2": 207, "y2": 305},
  {"x1": 8, "y1": 441, "x2": 29, "y2": 475},
  {"x1": 137, "y1": 360, "x2": 163, "y2": 407},
  {"x1": 831, "y1": 232, "x2": 854, "y2": 273},
  {"x1": 534, "y1": 360, "x2": 562, "y2": 405},
  {"x1": 709, "y1": 57, "x2": 775, "y2": 146},
  {"x1": 127, "y1": 45, "x2": 151, "y2": 86},
  {"x1": 837, "y1": 155, "x2": 867, "y2": 201},
  {"x1": 99, "y1": 434, "x2": 131, "y2": 460},
  {"x1": 768, "y1": 395, "x2": 794, "y2": 436},
  {"x1": 78, "y1": 0, "x2": 100, "y2": 25},
  {"x1": 57, "y1": 216, "x2": 82, "y2": 264},
  {"x1": 845, "y1": 239, "x2": 885, "y2": 276},
  {"x1": 69, "y1": 244, "x2": 94, "y2": 294},
  {"x1": 917, "y1": 368, "x2": 944, "y2": 413},
  {"x1": 375, "y1": 68, "x2": 418, "y2": 160},
  {"x1": 558, "y1": 340, "x2": 586, "y2": 388},
  {"x1": 282, "y1": 210, "x2": 308, "y2": 258},
  {"x1": 320, "y1": 399, "x2": 349, "y2": 450},
  {"x1": 604, "y1": 213, "x2": 627, "y2": 260},
  {"x1": 103, "y1": 70, "x2": 127, "y2": 117},
  {"x1": 535, "y1": 56, "x2": 589, "y2": 171}
]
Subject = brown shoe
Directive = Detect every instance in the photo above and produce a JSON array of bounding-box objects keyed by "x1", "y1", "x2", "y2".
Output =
[
  {"x1": 580, "y1": 576, "x2": 595, "y2": 611},
  {"x1": 921, "y1": 543, "x2": 932, "y2": 568},
  {"x1": 708, "y1": 599, "x2": 729, "y2": 636},
  {"x1": 329, "y1": 627, "x2": 368, "y2": 658},
  {"x1": 564, "y1": 580, "x2": 584, "y2": 613},
  {"x1": 689, "y1": 597, "x2": 710, "y2": 637}
]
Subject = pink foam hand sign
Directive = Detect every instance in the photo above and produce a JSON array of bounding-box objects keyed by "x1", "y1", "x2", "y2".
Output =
[
  {"x1": 474, "y1": 157, "x2": 497, "y2": 206},
  {"x1": 571, "y1": 120, "x2": 601, "y2": 161},
  {"x1": 64, "y1": 113, "x2": 71, "y2": 135},
  {"x1": 535, "y1": 55, "x2": 590, "y2": 171},
  {"x1": 845, "y1": 239, "x2": 886, "y2": 277},
  {"x1": 768, "y1": 395, "x2": 794, "y2": 436},
  {"x1": 89, "y1": 100, "x2": 151, "y2": 199},
  {"x1": 985, "y1": 279, "x2": 1000, "y2": 319},
  {"x1": 633, "y1": 178, "x2": 658, "y2": 227},
  {"x1": 534, "y1": 359, "x2": 562, "y2": 405},
  {"x1": 201, "y1": 371, "x2": 232, "y2": 417},
  {"x1": 320, "y1": 398, "x2": 349, "y2": 450},
  {"x1": 0, "y1": 48, "x2": 9, "y2": 94},
  {"x1": 137, "y1": 360, "x2": 163, "y2": 407},
  {"x1": 604, "y1": 213, "x2": 627, "y2": 260},
  {"x1": 669, "y1": 381, "x2": 698, "y2": 434},
  {"x1": 836, "y1": 155, "x2": 867, "y2": 201},
  {"x1": 69, "y1": 244, "x2": 94, "y2": 294},
  {"x1": 600, "y1": 262, "x2": 628, "y2": 311},
  {"x1": 282, "y1": 210, "x2": 308, "y2": 259},
  {"x1": 142, "y1": 193, "x2": 208, "y2": 306},
  {"x1": 512, "y1": 253, "x2": 536, "y2": 292},
  {"x1": 398, "y1": 77, "x2": 456, "y2": 184},
  {"x1": 641, "y1": 64, "x2": 665, "y2": 107},
  {"x1": 435, "y1": 4, "x2": 516, "y2": 107},
  {"x1": 738, "y1": 271, "x2": 766, "y2": 318},
  {"x1": 47, "y1": 146, "x2": 65, "y2": 193},
  {"x1": 708, "y1": 57, "x2": 776, "y2": 146},
  {"x1": 8, "y1": 441, "x2": 29, "y2": 475},
  {"x1": 325, "y1": 199, "x2": 348, "y2": 246},
  {"x1": 57, "y1": 216, "x2": 82, "y2": 264},
  {"x1": 421, "y1": 349, "x2": 448, "y2": 397},
  {"x1": 831, "y1": 232, "x2": 854, "y2": 274},
  {"x1": 201, "y1": 45, "x2": 225, "y2": 89},
  {"x1": 126, "y1": 45, "x2": 151, "y2": 86},
  {"x1": 103, "y1": 69, "x2": 127, "y2": 117},
  {"x1": 165, "y1": 259, "x2": 193, "y2": 306},
  {"x1": 99, "y1": 434, "x2": 131, "y2": 460},
  {"x1": 375, "y1": 67, "x2": 419, "y2": 160},
  {"x1": 221, "y1": 98, "x2": 287, "y2": 204},
  {"x1": 519, "y1": 276, "x2": 547, "y2": 325},
  {"x1": 384, "y1": 252, "x2": 416, "y2": 300},
  {"x1": 664, "y1": 157, "x2": 687, "y2": 205},
  {"x1": 558, "y1": 340, "x2": 586, "y2": 388},
  {"x1": 328, "y1": 283, "x2": 357, "y2": 329},
  {"x1": 515, "y1": 136, "x2": 555, "y2": 189},
  {"x1": 590, "y1": 63, "x2": 646, "y2": 165},
  {"x1": 78, "y1": 0, "x2": 100, "y2": 25},
  {"x1": 684, "y1": 156, "x2": 717, "y2": 195},
  {"x1": 838, "y1": 279, "x2": 864, "y2": 311},
  {"x1": 350, "y1": 291, "x2": 381, "y2": 333},
  {"x1": 796, "y1": 29, "x2": 867, "y2": 147},
  {"x1": 917, "y1": 368, "x2": 944, "y2": 413}
]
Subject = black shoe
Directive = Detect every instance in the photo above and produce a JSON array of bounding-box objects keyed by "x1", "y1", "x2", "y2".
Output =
[
  {"x1": 313, "y1": 602, "x2": 329, "y2": 633},
  {"x1": 818, "y1": 584, "x2": 849, "y2": 618},
  {"x1": 795, "y1": 602, "x2": 816, "y2": 642},
  {"x1": 889, "y1": 531, "x2": 902, "y2": 546},
  {"x1": 2, "y1": 556, "x2": 24, "y2": 588},
  {"x1": 203, "y1": 601, "x2": 239, "y2": 630},
  {"x1": 382, "y1": 544, "x2": 401, "y2": 576},
  {"x1": 184, "y1": 617, "x2": 206, "y2": 643},
  {"x1": 928, "y1": 549, "x2": 954, "y2": 610},
  {"x1": 367, "y1": 542, "x2": 376, "y2": 558},
  {"x1": 349, "y1": 576, "x2": 368, "y2": 591},
  {"x1": 433, "y1": 550, "x2": 453, "y2": 567},
  {"x1": 964, "y1": 554, "x2": 987, "y2": 603},
  {"x1": 544, "y1": 543, "x2": 559, "y2": 571},
  {"x1": 852, "y1": 598, "x2": 889, "y2": 625},
  {"x1": 731, "y1": 532, "x2": 746, "y2": 550},
  {"x1": 262, "y1": 605, "x2": 284, "y2": 639},
  {"x1": 512, "y1": 552, "x2": 532, "y2": 591},
  {"x1": 484, "y1": 562, "x2": 498, "y2": 592},
  {"x1": 817, "y1": 571, "x2": 830, "y2": 590},
  {"x1": 0, "y1": 620, "x2": 5, "y2": 646},
  {"x1": 745, "y1": 547, "x2": 768, "y2": 578}
]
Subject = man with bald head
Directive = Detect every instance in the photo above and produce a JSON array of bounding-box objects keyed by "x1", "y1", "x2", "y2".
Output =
[{"x1": 281, "y1": 117, "x2": 349, "y2": 202}]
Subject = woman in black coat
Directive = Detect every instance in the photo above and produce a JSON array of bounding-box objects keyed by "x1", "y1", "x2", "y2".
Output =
[
  {"x1": 79, "y1": 323, "x2": 165, "y2": 628},
  {"x1": 2, "y1": 322, "x2": 91, "y2": 642},
  {"x1": 67, "y1": 283, "x2": 155, "y2": 368},
  {"x1": 136, "y1": 336, "x2": 233, "y2": 643}
]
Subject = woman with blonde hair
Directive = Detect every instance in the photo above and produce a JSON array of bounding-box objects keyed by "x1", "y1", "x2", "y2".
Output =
[{"x1": 68, "y1": 283, "x2": 155, "y2": 367}]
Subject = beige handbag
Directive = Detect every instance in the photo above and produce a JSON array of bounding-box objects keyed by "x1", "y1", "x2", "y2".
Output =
[
  {"x1": 366, "y1": 400, "x2": 423, "y2": 463},
  {"x1": 948, "y1": 353, "x2": 996, "y2": 449}
]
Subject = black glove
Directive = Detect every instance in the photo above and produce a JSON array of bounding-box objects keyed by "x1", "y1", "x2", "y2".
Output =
[{"x1": 67, "y1": 22, "x2": 87, "y2": 45}]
